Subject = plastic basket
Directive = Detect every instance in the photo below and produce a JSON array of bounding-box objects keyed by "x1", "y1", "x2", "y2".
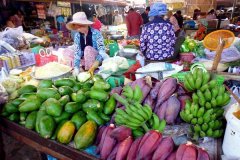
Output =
[{"x1": 203, "y1": 30, "x2": 235, "y2": 51}]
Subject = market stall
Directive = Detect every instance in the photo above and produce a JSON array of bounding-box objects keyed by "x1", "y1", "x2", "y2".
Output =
[{"x1": 1, "y1": 7, "x2": 240, "y2": 159}]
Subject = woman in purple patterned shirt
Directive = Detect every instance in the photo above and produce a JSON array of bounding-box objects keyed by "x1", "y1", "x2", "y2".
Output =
[{"x1": 140, "y1": 2, "x2": 176, "y2": 61}]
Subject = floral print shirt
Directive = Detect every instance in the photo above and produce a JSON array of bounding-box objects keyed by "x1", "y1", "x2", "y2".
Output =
[
  {"x1": 74, "y1": 28, "x2": 105, "y2": 69},
  {"x1": 140, "y1": 17, "x2": 176, "y2": 61}
]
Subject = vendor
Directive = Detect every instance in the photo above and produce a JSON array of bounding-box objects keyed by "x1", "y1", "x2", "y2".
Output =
[
  {"x1": 140, "y1": 2, "x2": 176, "y2": 61},
  {"x1": 66, "y1": 12, "x2": 109, "y2": 76}
]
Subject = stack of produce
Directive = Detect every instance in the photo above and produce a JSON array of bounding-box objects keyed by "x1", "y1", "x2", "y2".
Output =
[
  {"x1": 180, "y1": 68, "x2": 231, "y2": 138},
  {"x1": 111, "y1": 77, "x2": 191, "y2": 125},
  {"x1": 96, "y1": 126, "x2": 210, "y2": 160},
  {"x1": 112, "y1": 84, "x2": 166, "y2": 137},
  {"x1": 1, "y1": 74, "x2": 116, "y2": 149}
]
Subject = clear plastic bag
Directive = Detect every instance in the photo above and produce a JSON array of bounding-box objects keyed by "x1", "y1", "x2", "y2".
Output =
[{"x1": 205, "y1": 46, "x2": 240, "y2": 63}]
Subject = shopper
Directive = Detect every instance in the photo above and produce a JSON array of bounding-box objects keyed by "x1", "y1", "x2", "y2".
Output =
[
  {"x1": 113, "y1": 10, "x2": 123, "y2": 25},
  {"x1": 141, "y1": 7, "x2": 150, "y2": 24},
  {"x1": 140, "y1": 2, "x2": 176, "y2": 61},
  {"x1": 167, "y1": 11, "x2": 180, "y2": 36},
  {"x1": 13, "y1": 10, "x2": 25, "y2": 28},
  {"x1": 174, "y1": 10, "x2": 183, "y2": 28},
  {"x1": 193, "y1": 9, "x2": 200, "y2": 20},
  {"x1": 92, "y1": 14, "x2": 102, "y2": 31},
  {"x1": 206, "y1": 9, "x2": 216, "y2": 20},
  {"x1": 66, "y1": 12, "x2": 108, "y2": 76},
  {"x1": 126, "y1": 8, "x2": 143, "y2": 39},
  {"x1": 6, "y1": 16, "x2": 15, "y2": 28}
]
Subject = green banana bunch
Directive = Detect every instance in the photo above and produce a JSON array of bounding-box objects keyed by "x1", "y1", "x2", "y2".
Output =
[
  {"x1": 148, "y1": 113, "x2": 166, "y2": 132},
  {"x1": 122, "y1": 85, "x2": 134, "y2": 99},
  {"x1": 180, "y1": 100, "x2": 225, "y2": 139},
  {"x1": 133, "y1": 85, "x2": 143, "y2": 103},
  {"x1": 115, "y1": 103, "x2": 152, "y2": 131},
  {"x1": 184, "y1": 69, "x2": 211, "y2": 92}
]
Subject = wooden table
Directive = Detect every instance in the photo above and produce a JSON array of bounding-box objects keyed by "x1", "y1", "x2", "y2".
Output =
[{"x1": 0, "y1": 117, "x2": 98, "y2": 160}]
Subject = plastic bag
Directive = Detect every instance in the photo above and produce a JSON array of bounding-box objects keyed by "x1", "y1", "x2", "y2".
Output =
[
  {"x1": 0, "y1": 26, "x2": 23, "y2": 39},
  {"x1": 205, "y1": 46, "x2": 240, "y2": 63}
]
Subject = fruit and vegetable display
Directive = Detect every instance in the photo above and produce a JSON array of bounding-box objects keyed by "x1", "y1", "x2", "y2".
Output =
[
  {"x1": 0, "y1": 70, "x2": 224, "y2": 159},
  {"x1": 1, "y1": 74, "x2": 115, "y2": 150},
  {"x1": 181, "y1": 68, "x2": 231, "y2": 139}
]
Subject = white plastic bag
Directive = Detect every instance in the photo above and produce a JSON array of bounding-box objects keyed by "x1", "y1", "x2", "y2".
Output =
[
  {"x1": 0, "y1": 26, "x2": 24, "y2": 39},
  {"x1": 205, "y1": 46, "x2": 240, "y2": 63}
]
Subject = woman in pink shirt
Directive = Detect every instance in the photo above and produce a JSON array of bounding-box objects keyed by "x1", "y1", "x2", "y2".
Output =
[{"x1": 92, "y1": 14, "x2": 102, "y2": 31}]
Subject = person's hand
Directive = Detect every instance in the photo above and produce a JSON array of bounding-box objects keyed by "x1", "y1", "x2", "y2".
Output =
[
  {"x1": 88, "y1": 61, "x2": 100, "y2": 77},
  {"x1": 88, "y1": 68, "x2": 94, "y2": 77},
  {"x1": 73, "y1": 68, "x2": 79, "y2": 77}
]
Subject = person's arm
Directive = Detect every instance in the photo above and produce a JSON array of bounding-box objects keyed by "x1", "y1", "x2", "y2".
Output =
[
  {"x1": 88, "y1": 30, "x2": 107, "y2": 75},
  {"x1": 140, "y1": 26, "x2": 147, "y2": 55},
  {"x1": 73, "y1": 33, "x2": 83, "y2": 74}
]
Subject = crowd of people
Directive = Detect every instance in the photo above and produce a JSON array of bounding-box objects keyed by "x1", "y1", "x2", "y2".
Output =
[{"x1": 3, "y1": 2, "x2": 240, "y2": 74}]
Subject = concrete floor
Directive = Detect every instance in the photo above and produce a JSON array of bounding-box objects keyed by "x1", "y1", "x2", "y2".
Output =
[{"x1": 2, "y1": 133, "x2": 41, "y2": 160}]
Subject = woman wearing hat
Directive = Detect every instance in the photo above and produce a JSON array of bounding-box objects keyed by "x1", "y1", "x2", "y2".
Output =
[
  {"x1": 66, "y1": 12, "x2": 108, "y2": 76},
  {"x1": 140, "y1": 2, "x2": 176, "y2": 61}
]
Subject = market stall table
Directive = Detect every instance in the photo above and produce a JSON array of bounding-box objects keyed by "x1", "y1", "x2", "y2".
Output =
[{"x1": 0, "y1": 117, "x2": 98, "y2": 160}]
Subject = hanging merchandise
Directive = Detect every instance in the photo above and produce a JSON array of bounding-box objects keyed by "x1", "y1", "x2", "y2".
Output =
[{"x1": 36, "y1": 4, "x2": 46, "y2": 19}]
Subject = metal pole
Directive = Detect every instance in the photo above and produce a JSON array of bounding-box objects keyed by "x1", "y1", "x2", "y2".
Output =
[{"x1": 231, "y1": 0, "x2": 237, "y2": 19}]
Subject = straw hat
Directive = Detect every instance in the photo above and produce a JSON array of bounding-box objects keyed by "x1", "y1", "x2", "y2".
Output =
[{"x1": 66, "y1": 12, "x2": 93, "y2": 30}]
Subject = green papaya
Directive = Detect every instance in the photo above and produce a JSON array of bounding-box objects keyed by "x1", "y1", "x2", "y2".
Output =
[
  {"x1": 25, "y1": 111, "x2": 37, "y2": 130},
  {"x1": 12, "y1": 98, "x2": 25, "y2": 106},
  {"x1": 93, "y1": 80, "x2": 111, "y2": 91},
  {"x1": 17, "y1": 85, "x2": 37, "y2": 95},
  {"x1": 5, "y1": 102, "x2": 18, "y2": 113},
  {"x1": 89, "y1": 89, "x2": 109, "y2": 102},
  {"x1": 86, "y1": 110, "x2": 105, "y2": 126},
  {"x1": 45, "y1": 98, "x2": 63, "y2": 117},
  {"x1": 58, "y1": 86, "x2": 73, "y2": 96},
  {"x1": 99, "y1": 112, "x2": 110, "y2": 122},
  {"x1": 103, "y1": 96, "x2": 116, "y2": 115},
  {"x1": 65, "y1": 102, "x2": 82, "y2": 114},
  {"x1": 71, "y1": 111, "x2": 87, "y2": 130},
  {"x1": 59, "y1": 95, "x2": 70, "y2": 107},
  {"x1": 38, "y1": 80, "x2": 53, "y2": 88},
  {"x1": 39, "y1": 115, "x2": 55, "y2": 139},
  {"x1": 82, "y1": 99, "x2": 103, "y2": 113},
  {"x1": 57, "y1": 121, "x2": 76, "y2": 144},
  {"x1": 35, "y1": 110, "x2": 47, "y2": 133},
  {"x1": 36, "y1": 88, "x2": 61, "y2": 100},
  {"x1": 19, "y1": 98, "x2": 42, "y2": 112},
  {"x1": 54, "y1": 111, "x2": 72, "y2": 123},
  {"x1": 74, "y1": 120, "x2": 97, "y2": 149},
  {"x1": 54, "y1": 78, "x2": 75, "y2": 88},
  {"x1": 72, "y1": 83, "x2": 82, "y2": 92}
]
